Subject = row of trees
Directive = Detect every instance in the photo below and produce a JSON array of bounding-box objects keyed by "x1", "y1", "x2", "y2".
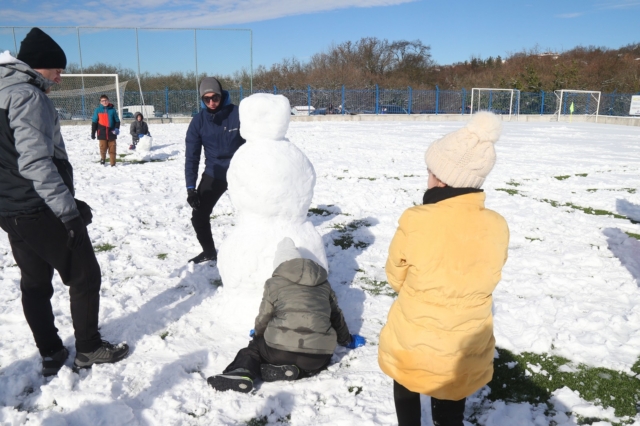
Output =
[{"x1": 70, "y1": 38, "x2": 640, "y2": 93}]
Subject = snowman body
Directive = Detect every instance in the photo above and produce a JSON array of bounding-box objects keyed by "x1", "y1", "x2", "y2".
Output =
[{"x1": 217, "y1": 94, "x2": 327, "y2": 319}]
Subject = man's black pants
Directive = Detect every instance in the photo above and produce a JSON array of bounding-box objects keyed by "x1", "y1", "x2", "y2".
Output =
[
  {"x1": 393, "y1": 380, "x2": 466, "y2": 426},
  {"x1": 191, "y1": 173, "x2": 228, "y2": 253},
  {"x1": 223, "y1": 336, "x2": 332, "y2": 380},
  {"x1": 0, "y1": 209, "x2": 102, "y2": 356}
]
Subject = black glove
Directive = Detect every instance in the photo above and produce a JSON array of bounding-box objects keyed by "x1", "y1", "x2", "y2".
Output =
[
  {"x1": 91, "y1": 133, "x2": 96, "y2": 140},
  {"x1": 187, "y1": 188, "x2": 200, "y2": 210},
  {"x1": 64, "y1": 216, "x2": 87, "y2": 250},
  {"x1": 74, "y1": 199, "x2": 93, "y2": 226}
]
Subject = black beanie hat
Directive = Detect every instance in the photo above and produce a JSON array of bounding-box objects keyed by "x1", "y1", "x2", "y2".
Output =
[{"x1": 17, "y1": 28, "x2": 67, "y2": 69}]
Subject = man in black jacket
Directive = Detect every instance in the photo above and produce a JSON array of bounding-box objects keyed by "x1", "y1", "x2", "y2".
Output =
[
  {"x1": 184, "y1": 77, "x2": 245, "y2": 264},
  {"x1": 0, "y1": 28, "x2": 128, "y2": 376}
]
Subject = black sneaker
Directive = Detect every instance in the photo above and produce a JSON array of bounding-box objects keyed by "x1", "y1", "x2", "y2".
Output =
[
  {"x1": 207, "y1": 369, "x2": 253, "y2": 393},
  {"x1": 260, "y1": 364, "x2": 299, "y2": 382},
  {"x1": 188, "y1": 250, "x2": 217, "y2": 264},
  {"x1": 100, "y1": 159, "x2": 106, "y2": 166},
  {"x1": 42, "y1": 347, "x2": 69, "y2": 377},
  {"x1": 73, "y1": 340, "x2": 129, "y2": 370}
]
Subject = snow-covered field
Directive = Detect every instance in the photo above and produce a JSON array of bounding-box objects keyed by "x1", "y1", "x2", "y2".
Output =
[{"x1": 1, "y1": 120, "x2": 639, "y2": 425}]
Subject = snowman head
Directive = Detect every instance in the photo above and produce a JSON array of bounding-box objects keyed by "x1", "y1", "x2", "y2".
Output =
[{"x1": 239, "y1": 93, "x2": 290, "y2": 141}]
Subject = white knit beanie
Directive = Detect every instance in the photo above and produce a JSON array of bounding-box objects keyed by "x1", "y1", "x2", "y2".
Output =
[
  {"x1": 424, "y1": 111, "x2": 502, "y2": 188},
  {"x1": 273, "y1": 237, "x2": 301, "y2": 270}
]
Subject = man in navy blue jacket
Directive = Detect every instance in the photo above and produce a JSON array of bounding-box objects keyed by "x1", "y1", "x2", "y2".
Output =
[{"x1": 185, "y1": 77, "x2": 245, "y2": 264}]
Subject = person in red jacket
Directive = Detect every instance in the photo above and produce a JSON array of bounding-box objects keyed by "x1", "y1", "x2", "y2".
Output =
[{"x1": 91, "y1": 94, "x2": 121, "y2": 166}]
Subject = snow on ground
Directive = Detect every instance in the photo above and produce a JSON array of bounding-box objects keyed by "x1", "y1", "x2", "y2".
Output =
[{"x1": 0, "y1": 120, "x2": 639, "y2": 425}]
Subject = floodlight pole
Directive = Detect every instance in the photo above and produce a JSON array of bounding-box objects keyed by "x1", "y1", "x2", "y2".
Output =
[
  {"x1": 194, "y1": 29, "x2": 199, "y2": 112},
  {"x1": 12, "y1": 28, "x2": 17, "y2": 55},
  {"x1": 76, "y1": 27, "x2": 87, "y2": 117}
]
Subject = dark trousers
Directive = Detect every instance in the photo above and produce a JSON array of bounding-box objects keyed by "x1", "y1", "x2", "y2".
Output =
[
  {"x1": 0, "y1": 209, "x2": 102, "y2": 355},
  {"x1": 223, "y1": 336, "x2": 332, "y2": 381},
  {"x1": 393, "y1": 381, "x2": 466, "y2": 426},
  {"x1": 191, "y1": 173, "x2": 228, "y2": 253}
]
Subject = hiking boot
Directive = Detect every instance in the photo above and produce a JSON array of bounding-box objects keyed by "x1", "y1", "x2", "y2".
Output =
[
  {"x1": 188, "y1": 250, "x2": 217, "y2": 264},
  {"x1": 260, "y1": 364, "x2": 299, "y2": 382},
  {"x1": 100, "y1": 159, "x2": 106, "y2": 166},
  {"x1": 207, "y1": 369, "x2": 253, "y2": 393},
  {"x1": 42, "y1": 347, "x2": 69, "y2": 377},
  {"x1": 73, "y1": 340, "x2": 129, "y2": 370}
]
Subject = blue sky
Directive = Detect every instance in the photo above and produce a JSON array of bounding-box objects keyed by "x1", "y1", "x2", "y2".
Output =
[{"x1": 1, "y1": 0, "x2": 638, "y2": 77}]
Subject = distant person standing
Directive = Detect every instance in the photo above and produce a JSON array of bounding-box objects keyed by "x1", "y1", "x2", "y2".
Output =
[
  {"x1": 0, "y1": 27, "x2": 129, "y2": 377},
  {"x1": 184, "y1": 77, "x2": 245, "y2": 264},
  {"x1": 129, "y1": 112, "x2": 149, "y2": 150},
  {"x1": 91, "y1": 94, "x2": 120, "y2": 166}
]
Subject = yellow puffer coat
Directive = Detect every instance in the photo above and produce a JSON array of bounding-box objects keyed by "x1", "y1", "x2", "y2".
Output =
[{"x1": 378, "y1": 192, "x2": 509, "y2": 400}]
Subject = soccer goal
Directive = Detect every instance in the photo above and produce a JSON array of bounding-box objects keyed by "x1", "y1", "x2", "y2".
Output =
[
  {"x1": 553, "y1": 90, "x2": 601, "y2": 123},
  {"x1": 48, "y1": 74, "x2": 128, "y2": 121},
  {"x1": 470, "y1": 88, "x2": 520, "y2": 121}
]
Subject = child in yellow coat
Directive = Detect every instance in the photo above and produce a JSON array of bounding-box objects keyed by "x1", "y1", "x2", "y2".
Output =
[{"x1": 378, "y1": 112, "x2": 509, "y2": 426}]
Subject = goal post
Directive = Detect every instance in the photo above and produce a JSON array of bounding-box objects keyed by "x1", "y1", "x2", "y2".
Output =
[
  {"x1": 553, "y1": 90, "x2": 601, "y2": 123},
  {"x1": 48, "y1": 74, "x2": 128, "y2": 120},
  {"x1": 470, "y1": 88, "x2": 520, "y2": 121}
]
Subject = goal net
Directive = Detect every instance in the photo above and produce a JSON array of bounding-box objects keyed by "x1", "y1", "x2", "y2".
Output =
[
  {"x1": 553, "y1": 90, "x2": 601, "y2": 122},
  {"x1": 48, "y1": 74, "x2": 128, "y2": 121},
  {"x1": 470, "y1": 88, "x2": 520, "y2": 120}
]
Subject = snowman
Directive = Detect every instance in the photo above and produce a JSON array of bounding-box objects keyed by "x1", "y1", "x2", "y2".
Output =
[{"x1": 216, "y1": 93, "x2": 328, "y2": 315}]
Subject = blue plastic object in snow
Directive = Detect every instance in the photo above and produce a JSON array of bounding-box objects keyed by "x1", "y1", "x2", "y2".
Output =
[{"x1": 345, "y1": 334, "x2": 366, "y2": 349}]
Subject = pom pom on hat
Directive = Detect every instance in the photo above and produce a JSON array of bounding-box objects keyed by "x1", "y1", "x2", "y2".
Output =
[
  {"x1": 424, "y1": 111, "x2": 502, "y2": 188},
  {"x1": 273, "y1": 237, "x2": 301, "y2": 270},
  {"x1": 17, "y1": 28, "x2": 66, "y2": 69}
]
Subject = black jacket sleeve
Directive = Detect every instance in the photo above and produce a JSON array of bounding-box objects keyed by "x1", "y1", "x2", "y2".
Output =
[{"x1": 329, "y1": 289, "x2": 351, "y2": 345}]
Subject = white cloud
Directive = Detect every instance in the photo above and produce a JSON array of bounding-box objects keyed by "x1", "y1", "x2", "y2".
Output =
[
  {"x1": 1, "y1": 0, "x2": 417, "y2": 27},
  {"x1": 596, "y1": 0, "x2": 640, "y2": 9}
]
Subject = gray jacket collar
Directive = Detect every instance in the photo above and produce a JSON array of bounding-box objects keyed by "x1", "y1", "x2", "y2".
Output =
[{"x1": 0, "y1": 51, "x2": 54, "y2": 93}]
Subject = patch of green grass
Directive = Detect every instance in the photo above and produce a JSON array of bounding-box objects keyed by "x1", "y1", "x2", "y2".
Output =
[
  {"x1": 525, "y1": 237, "x2": 542, "y2": 242},
  {"x1": 160, "y1": 331, "x2": 169, "y2": 340},
  {"x1": 308, "y1": 207, "x2": 332, "y2": 216},
  {"x1": 538, "y1": 198, "x2": 637, "y2": 223},
  {"x1": 506, "y1": 180, "x2": 521, "y2": 187},
  {"x1": 336, "y1": 177, "x2": 344, "y2": 180},
  {"x1": 331, "y1": 220, "x2": 372, "y2": 250},
  {"x1": 245, "y1": 414, "x2": 290, "y2": 426},
  {"x1": 246, "y1": 416, "x2": 268, "y2": 426},
  {"x1": 210, "y1": 278, "x2": 223, "y2": 287},
  {"x1": 95, "y1": 243, "x2": 115, "y2": 252},
  {"x1": 118, "y1": 154, "x2": 127, "y2": 158},
  {"x1": 348, "y1": 386, "x2": 363, "y2": 396},
  {"x1": 359, "y1": 277, "x2": 397, "y2": 298},
  {"x1": 554, "y1": 175, "x2": 571, "y2": 180},
  {"x1": 211, "y1": 212, "x2": 233, "y2": 220},
  {"x1": 157, "y1": 253, "x2": 168, "y2": 260},
  {"x1": 403, "y1": 174, "x2": 416, "y2": 177},
  {"x1": 490, "y1": 348, "x2": 640, "y2": 421},
  {"x1": 496, "y1": 188, "x2": 520, "y2": 196},
  {"x1": 625, "y1": 232, "x2": 640, "y2": 240},
  {"x1": 358, "y1": 177, "x2": 377, "y2": 181},
  {"x1": 575, "y1": 173, "x2": 588, "y2": 177},
  {"x1": 588, "y1": 188, "x2": 636, "y2": 194}
]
